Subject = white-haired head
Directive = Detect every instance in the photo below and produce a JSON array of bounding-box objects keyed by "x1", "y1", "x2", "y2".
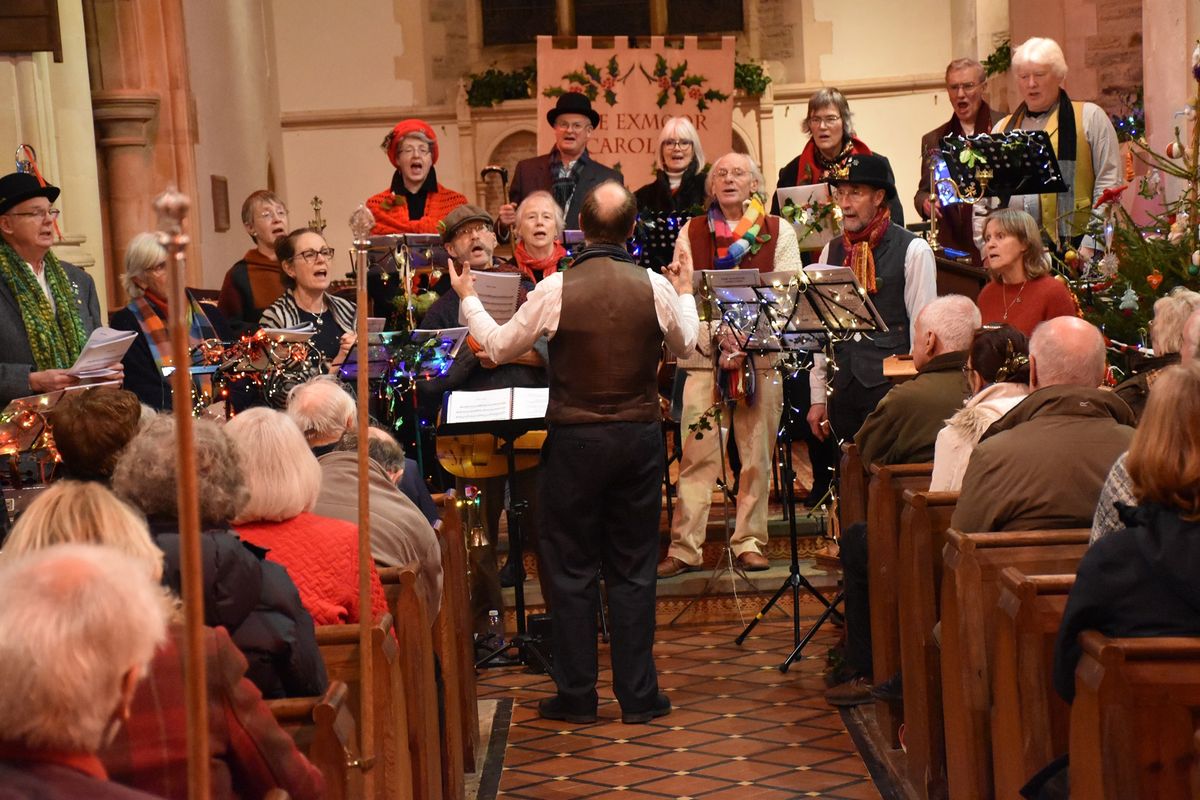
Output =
[
  {"x1": 1150, "y1": 288, "x2": 1200, "y2": 356},
  {"x1": 0, "y1": 544, "x2": 168, "y2": 752},
  {"x1": 1029, "y1": 316, "x2": 1107, "y2": 389},
  {"x1": 1183, "y1": 308, "x2": 1200, "y2": 363},
  {"x1": 912, "y1": 295, "x2": 981, "y2": 370},
  {"x1": 286, "y1": 375, "x2": 357, "y2": 447},
  {"x1": 226, "y1": 407, "x2": 323, "y2": 523},
  {"x1": 1012, "y1": 37, "x2": 1069, "y2": 80}
]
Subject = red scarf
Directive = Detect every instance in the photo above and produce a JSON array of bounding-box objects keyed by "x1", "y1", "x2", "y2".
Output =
[
  {"x1": 839, "y1": 205, "x2": 891, "y2": 294},
  {"x1": 794, "y1": 136, "x2": 873, "y2": 185},
  {"x1": 513, "y1": 240, "x2": 568, "y2": 283}
]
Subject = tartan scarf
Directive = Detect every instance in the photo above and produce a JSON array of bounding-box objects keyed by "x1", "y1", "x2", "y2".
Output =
[
  {"x1": 513, "y1": 240, "x2": 569, "y2": 283},
  {"x1": 127, "y1": 290, "x2": 217, "y2": 370},
  {"x1": 0, "y1": 239, "x2": 87, "y2": 370},
  {"x1": 794, "y1": 136, "x2": 872, "y2": 185},
  {"x1": 839, "y1": 204, "x2": 891, "y2": 294}
]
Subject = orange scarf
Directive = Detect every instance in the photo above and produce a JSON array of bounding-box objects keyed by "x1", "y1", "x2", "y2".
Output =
[
  {"x1": 839, "y1": 205, "x2": 890, "y2": 294},
  {"x1": 513, "y1": 240, "x2": 569, "y2": 283}
]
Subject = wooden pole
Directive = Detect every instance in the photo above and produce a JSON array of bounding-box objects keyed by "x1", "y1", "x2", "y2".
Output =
[
  {"x1": 154, "y1": 189, "x2": 210, "y2": 800},
  {"x1": 349, "y1": 205, "x2": 376, "y2": 795}
]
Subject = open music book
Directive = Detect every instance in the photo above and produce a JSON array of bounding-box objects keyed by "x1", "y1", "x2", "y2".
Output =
[{"x1": 444, "y1": 387, "x2": 549, "y2": 425}]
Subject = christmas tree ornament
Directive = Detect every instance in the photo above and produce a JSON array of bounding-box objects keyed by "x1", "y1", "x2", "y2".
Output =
[
  {"x1": 1166, "y1": 140, "x2": 1185, "y2": 158},
  {"x1": 1119, "y1": 285, "x2": 1139, "y2": 312},
  {"x1": 1193, "y1": 249, "x2": 1200, "y2": 267},
  {"x1": 1147, "y1": 270, "x2": 1164, "y2": 290},
  {"x1": 1064, "y1": 249, "x2": 1079, "y2": 265},
  {"x1": 1098, "y1": 251, "x2": 1119, "y2": 277}
]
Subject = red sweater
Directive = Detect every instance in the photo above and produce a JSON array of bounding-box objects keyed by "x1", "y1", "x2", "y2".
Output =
[
  {"x1": 976, "y1": 275, "x2": 1077, "y2": 337},
  {"x1": 236, "y1": 512, "x2": 388, "y2": 625}
]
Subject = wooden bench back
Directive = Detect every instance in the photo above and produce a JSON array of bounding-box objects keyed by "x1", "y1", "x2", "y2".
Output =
[
  {"x1": 267, "y1": 680, "x2": 361, "y2": 800},
  {"x1": 1071, "y1": 632, "x2": 1200, "y2": 800},
  {"x1": 940, "y1": 529, "x2": 1088, "y2": 800},
  {"x1": 434, "y1": 496, "x2": 480, "y2": 778},
  {"x1": 896, "y1": 489, "x2": 958, "y2": 800},
  {"x1": 379, "y1": 565, "x2": 444, "y2": 800},
  {"x1": 315, "y1": 614, "x2": 414, "y2": 800},
  {"x1": 866, "y1": 461, "x2": 933, "y2": 744},
  {"x1": 838, "y1": 443, "x2": 867, "y2": 531},
  {"x1": 991, "y1": 569, "x2": 1074, "y2": 800}
]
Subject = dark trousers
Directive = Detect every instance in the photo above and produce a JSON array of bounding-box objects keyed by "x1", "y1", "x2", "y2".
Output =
[
  {"x1": 538, "y1": 421, "x2": 663, "y2": 714},
  {"x1": 840, "y1": 521, "x2": 872, "y2": 678},
  {"x1": 829, "y1": 378, "x2": 892, "y2": 444}
]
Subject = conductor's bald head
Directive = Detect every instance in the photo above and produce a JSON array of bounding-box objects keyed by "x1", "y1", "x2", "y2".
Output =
[{"x1": 580, "y1": 181, "x2": 637, "y2": 246}]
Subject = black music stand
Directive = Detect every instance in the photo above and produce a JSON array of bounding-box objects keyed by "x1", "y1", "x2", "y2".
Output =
[
  {"x1": 727, "y1": 268, "x2": 885, "y2": 672},
  {"x1": 438, "y1": 388, "x2": 552, "y2": 672},
  {"x1": 938, "y1": 130, "x2": 1068, "y2": 200}
]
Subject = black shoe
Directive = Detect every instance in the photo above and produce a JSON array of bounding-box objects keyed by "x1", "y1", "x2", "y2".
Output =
[
  {"x1": 622, "y1": 693, "x2": 671, "y2": 724},
  {"x1": 870, "y1": 671, "x2": 903, "y2": 702},
  {"x1": 537, "y1": 696, "x2": 597, "y2": 724},
  {"x1": 498, "y1": 557, "x2": 525, "y2": 588}
]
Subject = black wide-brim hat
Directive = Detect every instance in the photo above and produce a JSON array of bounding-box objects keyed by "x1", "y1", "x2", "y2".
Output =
[
  {"x1": 0, "y1": 172, "x2": 60, "y2": 215},
  {"x1": 546, "y1": 92, "x2": 600, "y2": 128},
  {"x1": 826, "y1": 154, "x2": 897, "y2": 201}
]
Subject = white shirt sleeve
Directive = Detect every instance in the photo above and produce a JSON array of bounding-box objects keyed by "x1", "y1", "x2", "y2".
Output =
[
  {"x1": 903, "y1": 237, "x2": 938, "y2": 344},
  {"x1": 648, "y1": 271, "x2": 700, "y2": 356},
  {"x1": 461, "y1": 274, "x2": 563, "y2": 364}
]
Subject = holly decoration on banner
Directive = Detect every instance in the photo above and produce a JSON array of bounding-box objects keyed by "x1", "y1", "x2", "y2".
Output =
[{"x1": 1063, "y1": 40, "x2": 1200, "y2": 374}]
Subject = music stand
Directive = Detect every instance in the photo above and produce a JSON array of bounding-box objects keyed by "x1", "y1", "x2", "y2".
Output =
[
  {"x1": 633, "y1": 212, "x2": 690, "y2": 271},
  {"x1": 938, "y1": 130, "x2": 1068, "y2": 201},
  {"x1": 727, "y1": 268, "x2": 885, "y2": 672}
]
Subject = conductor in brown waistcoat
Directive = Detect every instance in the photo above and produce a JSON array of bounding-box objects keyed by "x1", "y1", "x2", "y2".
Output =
[{"x1": 450, "y1": 181, "x2": 699, "y2": 725}]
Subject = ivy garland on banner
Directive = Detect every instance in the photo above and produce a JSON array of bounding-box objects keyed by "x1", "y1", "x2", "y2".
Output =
[
  {"x1": 1064, "y1": 41, "x2": 1200, "y2": 375},
  {"x1": 542, "y1": 56, "x2": 629, "y2": 105},
  {"x1": 640, "y1": 55, "x2": 730, "y2": 111}
]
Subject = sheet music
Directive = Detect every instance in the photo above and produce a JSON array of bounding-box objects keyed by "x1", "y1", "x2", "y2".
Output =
[
  {"x1": 69, "y1": 327, "x2": 137, "y2": 377},
  {"x1": 262, "y1": 322, "x2": 316, "y2": 342},
  {"x1": 462, "y1": 272, "x2": 521, "y2": 325},
  {"x1": 512, "y1": 387, "x2": 549, "y2": 420},
  {"x1": 695, "y1": 269, "x2": 762, "y2": 290},
  {"x1": 445, "y1": 388, "x2": 514, "y2": 425}
]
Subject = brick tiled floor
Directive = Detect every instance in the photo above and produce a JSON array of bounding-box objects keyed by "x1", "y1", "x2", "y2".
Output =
[{"x1": 477, "y1": 616, "x2": 882, "y2": 799}]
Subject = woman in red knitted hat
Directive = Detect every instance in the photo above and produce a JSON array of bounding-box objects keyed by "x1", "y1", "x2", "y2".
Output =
[{"x1": 366, "y1": 118, "x2": 468, "y2": 235}]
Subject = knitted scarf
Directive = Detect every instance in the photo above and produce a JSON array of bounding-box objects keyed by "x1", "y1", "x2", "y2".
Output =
[
  {"x1": 839, "y1": 204, "x2": 891, "y2": 294},
  {"x1": 794, "y1": 137, "x2": 873, "y2": 185},
  {"x1": 0, "y1": 239, "x2": 87, "y2": 371},
  {"x1": 709, "y1": 193, "x2": 769, "y2": 269},
  {"x1": 513, "y1": 240, "x2": 569, "y2": 283},
  {"x1": 127, "y1": 290, "x2": 218, "y2": 370},
  {"x1": 550, "y1": 149, "x2": 587, "y2": 211}
]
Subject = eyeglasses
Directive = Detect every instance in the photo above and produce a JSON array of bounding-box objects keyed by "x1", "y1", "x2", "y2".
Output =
[
  {"x1": 948, "y1": 81, "x2": 981, "y2": 93},
  {"x1": 663, "y1": 139, "x2": 694, "y2": 150},
  {"x1": 256, "y1": 208, "x2": 287, "y2": 221},
  {"x1": 398, "y1": 146, "x2": 431, "y2": 158},
  {"x1": 6, "y1": 207, "x2": 60, "y2": 220},
  {"x1": 809, "y1": 115, "x2": 842, "y2": 128},
  {"x1": 555, "y1": 121, "x2": 591, "y2": 133},
  {"x1": 292, "y1": 247, "x2": 335, "y2": 263},
  {"x1": 453, "y1": 222, "x2": 492, "y2": 239},
  {"x1": 833, "y1": 186, "x2": 874, "y2": 201},
  {"x1": 714, "y1": 167, "x2": 749, "y2": 180}
]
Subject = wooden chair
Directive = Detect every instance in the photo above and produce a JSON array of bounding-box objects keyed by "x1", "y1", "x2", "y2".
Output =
[
  {"x1": 838, "y1": 442, "x2": 867, "y2": 532},
  {"x1": 865, "y1": 461, "x2": 933, "y2": 744},
  {"x1": 267, "y1": 680, "x2": 362, "y2": 800},
  {"x1": 896, "y1": 489, "x2": 957, "y2": 800},
  {"x1": 990, "y1": 569, "x2": 1074, "y2": 800},
  {"x1": 940, "y1": 529, "x2": 1089, "y2": 800},
  {"x1": 1070, "y1": 632, "x2": 1200, "y2": 799},
  {"x1": 381, "y1": 564, "x2": 444, "y2": 800},
  {"x1": 315, "y1": 614, "x2": 414, "y2": 800}
]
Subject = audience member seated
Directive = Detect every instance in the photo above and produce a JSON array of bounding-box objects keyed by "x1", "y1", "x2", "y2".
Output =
[
  {"x1": 112, "y1": 414, "x2": 327, "y2": 699},
  {"x1": 364, "y1": 426, "x2": 440, "y2": 527},
  {"x1": 1092, "y1": 304, "x2": 1200, "y2": 542},
  {"x1": 366, "y1": 118, "x2": 467, "y2": 236},
  {"x1": 47, "y1": 386, "x2": 142, "y2": 483},
  {"x1": 0, "y1": 544, "x2": 168, "y2": 799},
  {"x1": 286, "y1": 377, "x2": 442, "y2": 624},
  {"x1": 3, "y1": 481, "x2": 324, "y2": 800},
  {"x1": 989, "y1": 37, "x2": 1121, "y2": 258},
  {"x1": 217, "y1": 191, "x2": 291, "y2": 337},
  {"x1": 109, "y1": 233, "x2": 230, "y2": 410},
  {"x1": 508, "y1": 190, "x2": 569, "y2": 284},
  {"x1": 929, "y1": 323, "x2": 1030, "y2": 492},
  {"x1": 226, "y1": 406, "x2": 388, "y2": 625},
  {"x1": 260, "y1": 228, "x2": 356, "y2": 375},
  {"x1": 771, "y1": 88, "x2": 904, "y2": 224},
  {"x1": 633, "y1": 116, "x2": 709, "y2": 216},
  {"x1": 975, "y1": 208, "x2": 1076, "y2": 336},
  {"x1": 824, "y1": 295, "x2": 977, "y2": 706},
  {"x1": 952, "y1": 316, "x2": 1134, "y2": 533},
  {"x1": 1112, "y1": 288, "x2": 1200, "y2": 421},
  {"x1": 1054, "y1": 362, "x2": 1200, "y2": 704}
]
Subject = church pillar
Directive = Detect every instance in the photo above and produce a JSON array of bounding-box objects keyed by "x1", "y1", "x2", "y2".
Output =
[{"x1": 1142, "y1": 0, "x2": 1200, "y2": 205}]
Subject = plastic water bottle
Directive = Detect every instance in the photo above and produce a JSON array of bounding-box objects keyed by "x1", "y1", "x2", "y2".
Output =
[{"x1": 487, "y1": 609, "x2": 505, "y2": 647}]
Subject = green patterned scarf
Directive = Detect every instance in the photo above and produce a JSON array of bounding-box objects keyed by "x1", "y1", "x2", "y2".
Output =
[{"x1": 0, "y1": 239, "x2": 88, "y2": 371}]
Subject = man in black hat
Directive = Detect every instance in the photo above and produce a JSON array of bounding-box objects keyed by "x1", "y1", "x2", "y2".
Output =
[
  {"x1": 0, "y1": 172, "x2": 107, "y2": 405},
  {"x1": 805, "y1": 154, "x2": 937, "y2": 444},
  {"x1": 498, "y1": 93, "x2": 621, "y2": 233}
]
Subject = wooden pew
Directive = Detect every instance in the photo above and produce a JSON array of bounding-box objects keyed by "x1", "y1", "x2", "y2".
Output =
[
  {"x1": 267, "y1": 680, "x2": 361, "y2": 800},
  {"x1": 1070, "y1": 632, "x2": 1200, "y2": 799},
  {"x1": 940, "y1": 529, "x2": 1089, "y2": 800},
  {"x1": 896, "y1": 489, "x2": 958, "y2": 800},
  {"x1": 384, "y1": 565, "x2": 445, "y2": 800},
  {"x1": 838, "y1": 442, "x2": 867, "y2": 532},
  {"x1": 315, "y1": 614, "x2": 414, "y2": 800},
  {"x1": 435, "y1": 496, "x2": 480, "y2": 774},
  {"x1": 991, "y1": 569, "x2": 1074, "y2": 800},
  {"x1": 866, "y1": 461, "x2": 933, "y2": 744}
]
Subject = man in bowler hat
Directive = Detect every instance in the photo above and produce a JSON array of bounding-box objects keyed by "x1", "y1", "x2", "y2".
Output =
[{"x1": 498, "y1": 93, "x2": 622, "y2": 232}]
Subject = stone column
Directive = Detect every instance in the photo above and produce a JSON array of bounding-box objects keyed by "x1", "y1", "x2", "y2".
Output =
[{"x1": 1142, "y1": 0, "x2": 1200, "y2": 205}]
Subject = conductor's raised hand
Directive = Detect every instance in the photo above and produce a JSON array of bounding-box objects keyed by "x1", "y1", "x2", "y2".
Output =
[
  {"x1": 448, "y1": 257, "x2": 476, "y2": 299},
  {"x1": 666, "y1": 248, "x2": 693, "y2": 295}
]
